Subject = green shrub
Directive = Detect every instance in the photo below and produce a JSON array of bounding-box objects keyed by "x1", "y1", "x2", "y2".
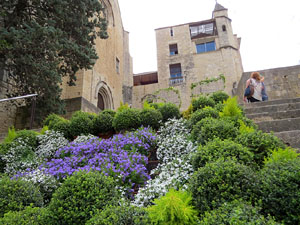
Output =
[
  {"x1": 149, "y1": 102, "x2": 164, "y2": 110},
  {"x1": 3, "y1": 126, "x2": 17, "y2": 144},
  {"x1": 146, "y1": 189, "x2": 199, "y2": 225},
  {"x1": 219, "y1": 96, "x2": 243, "y2": 118},
  {"x1": 260, "y1": 158, "x2": 300, "y2": 224},
  {"x1": 101, "y1": 109, "x2": 116, "y2": 117},
  {"x1": 112, "y1": 108, "x2": 142, "y2": 132},
  {"x1": 139, "y1": 108, "x2": 163, "y2": 130},
  {"x1": 214, "y1": 102, "x2": 225, "y2": 112},
  {"x1": 0, "y1": 206, "x2": 49, "y2": 225},
  {"x1": 192, "y1": 138, "x2": 254, "y2": 170},
  {"x1": 14, "y1": 129, "x2": 39, "y2": 149},
  {"x1": 43, "y1": 113, "x2": 64, "y2": 128},
  {"x1": 0, "y1": 143, "x2": 12, "y2": 173},
  {"x1": 51, "y1": 118, "x2": 71, "y2": 139},
  {"x1": 0, "y1": 177, "x2": 43, "y2": 217},
  {"x1": 86, "y1": 201, "x2": 150, "y2": 225},
  {"x1": 191, "y1": 118, "x2": 238, "y2": 144},
  {"x1": 264, "y1": 147, "x2": 299, "y2": 166},
  {"x1": 92, "y1": 112, "x2": 114, "y2": 135},
  {"x1": 192, "y1": 95, "x2": 215, "y2": 112},
  {"x1": 157, "y1": 102, "x2": 181, "y2": 122},
  {"x1": 199, "y1": 200, "x2": 279, "y2": 225},
  {"x1": 188, "y1": 107, "x2": 219, "y2": 127},
  {"x1": 48, "y1": 171, "x2": 120, "y2": 225},
  {"x1": 209, "y1": 91, "x2": 229, "y2": 104},
  {"x1": 69, "y1": 111, "x2": 94, "y2": 137},
  {"x1": 235, "y1": 131, "x2": 286, "y2": 168},
  {"x1": 189, "y1": 159, "x2": 259, "y2": 215}
]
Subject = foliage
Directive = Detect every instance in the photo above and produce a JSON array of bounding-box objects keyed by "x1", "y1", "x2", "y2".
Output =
[
  {"x1": 146, "y1": 189, "x2": 199, "y2": 225},
  {"x1": 192, "y1": 138, "x2": 254, "y2": 170},
  {"x1": 189, "y1": 159, "x2": 260, "y2": 215},
  {"x1": 235, "y1": 131, "x2": 286, "y2": 168},
  {"x1": 36, "y1": 130, "x2": 68, "y2": 161},
  {"x1": 133, "y1": 157, "x2": 194, "y2": 207},
  {"x1": 117, "y1": 102, "x2": 130, "y2": 112},
  {"x1": 191, "y1": 117, "x2": 239, "y2": 144},
  {"x1": 86, "y1": 201, "x2": 150, "y2": 225},
  {"x1": 209, "y1": 91, "x2": 229, "y2": 104},
  {"x1": 199, "y1": 200, "x2": 279, "y2": 225},
  {"x1": 139, "y1": 108, "x2": 163, "y2": 130},
  {"x1": 143, "y1": 100, "x2": 156, "y2": 110},
  {"x1": 48, "y1": 171, "x2": 120, "y2": 225},
  {"x1": 92, "y1": 111, "x2": 114, "y2": 135},
  {"x1": 113, "y1": 108, "x2": 142, "y2": 132},
  {"x1": 51, "y1": 118, "x2": 71, "y2": 139},
  {"x1": 157, "y1": 102, "x2": 181, "y2": 123},
  {"x1": 101, "y1": 109, "x2": 116, "y2": 117},
  {"x1": 219, "y1": 96, "x2": 243, "y2": 118},
  {"x1": 191, "y1": 95, "x2": 215, "y2": 112},
  {"x1": 188, "y1": 106, "x2": 219, "y2": 128},
  {"x1": 72, "y1": 134, "x2": 99, "y2": 144},
  {"x1": 182, "y1": 103, "x2": 193, "y2": 119},
  {"x1": 39, "y1": 125, "x2": 49, "y2": 135},
  {"x1": 157, "y1": 118, "x2": 190, "y2": 138},
  {"x1": 259, "y1": 158, "x2": 300, "y2": 224},
  {"x1": 43, "y1": 113, "x2": 64, "y2": 129},
  {"x1": 3, "y1": 126, "x2": 17, "y2": 144},
  {"x1": 238, "y1": 119, "x2": 256, "y2": 134},
  {"x1": 153, "y1": 86, "x2": 182, "y2": 108},
  {"x1": 0, "y1": 177, "x2": 43, "y2": 217},
  {"x1": 0, "y1": 0, "x2": 108, "y2": 118},
  {"x1": 69, "y1": 111, "x2": 94, "y2": 137},
  {"x1": 13, "y1": 129, "x2": 39, "y2": 149},
  {"x1": 264, "y1": 147, "x2": 299, "y2": 166},
  {"x1": 0, "y1": 205, "x2": 49, "y2": 225}
]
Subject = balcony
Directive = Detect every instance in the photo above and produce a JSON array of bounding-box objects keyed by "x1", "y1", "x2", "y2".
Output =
[{"x1": 169, "y1": 76, "x2": 185, "y2": 86}]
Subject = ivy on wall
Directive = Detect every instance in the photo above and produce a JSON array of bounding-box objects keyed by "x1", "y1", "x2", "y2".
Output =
[
  {"x1": 152, "y1": 87, "x2": 182, "y2": 108},
  {"x1": 190, "y1": 74, "x2": 225, "y2": 98}
]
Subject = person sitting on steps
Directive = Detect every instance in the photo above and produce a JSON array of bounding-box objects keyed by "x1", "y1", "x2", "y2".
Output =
[{"x1": 244, "y1": 72, "x2": 264, "y2": 103}]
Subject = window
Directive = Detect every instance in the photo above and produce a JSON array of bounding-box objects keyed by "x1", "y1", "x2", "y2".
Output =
[
  {"x1": 116, "y1": 57, "x2": 120, "y2": 74},
  {"x1": 169, "y1": 63, "x2": 182, "y2": 78},
  {"x1": 170, "y1": 27, "x2": 173, "y2": 36},
  {"x1": 196, "y1": 41, "x2": 216, "y2": 53},
  {"x1": 222, "y1": 25, "x2": 227, "y2": 32},
  {"x1": 169, "y1": 44, "x2": 178, "y2": 55},
  {"x1": 190, "y1": 23, "x2": 214, "y2": 38}
]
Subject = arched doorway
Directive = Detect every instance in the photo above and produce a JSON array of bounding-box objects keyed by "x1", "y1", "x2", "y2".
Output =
[{"x1": 95, "y1": 81, "x2": 113, "y2": 110}]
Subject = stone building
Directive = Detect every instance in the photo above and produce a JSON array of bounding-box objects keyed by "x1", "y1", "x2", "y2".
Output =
[{"x1": 132, "y1": 3, "x2": 244, "y2": 110}]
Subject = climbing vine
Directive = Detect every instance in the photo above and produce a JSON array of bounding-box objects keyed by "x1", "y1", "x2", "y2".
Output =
[
  {"x1": 152, "y1": 87, "x2": 182, "y2": 108},
  {"x1": 190, "y1": 74, "x2": 225, "y2": 98}
]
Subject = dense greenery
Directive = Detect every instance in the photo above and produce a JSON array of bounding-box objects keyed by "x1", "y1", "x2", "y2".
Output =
[
  {"x1": 0, "y1": 0, "x2": 108, "y2": 119},
  {"x1": 113, "y1": 108, "x2": 142, "y2": 132}
]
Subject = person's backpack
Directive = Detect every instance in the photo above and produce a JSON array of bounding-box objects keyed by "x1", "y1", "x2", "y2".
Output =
[{"x1": 244, "y1": 80, "x2": 254, "y2": 98}]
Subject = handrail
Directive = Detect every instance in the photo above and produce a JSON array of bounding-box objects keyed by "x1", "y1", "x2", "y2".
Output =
[{"x1": 0, "y1": 94, "x2": 38, "y2": 103}]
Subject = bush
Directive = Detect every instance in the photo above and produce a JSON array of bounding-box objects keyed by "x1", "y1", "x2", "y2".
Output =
[
  {"x1": 14, "y1": 129, "x2": 39, "y2": 149},
  {"x1": 51, "y1": 118, "x2": 71, "y2": 139},
  {"x1": 48, "y1": 171, "x2": 120, "y2": 225},
  {"x1": 0, "y1": 177, "x2": 43, "y2": 217},
  {"x1": 112, "y1": 108, "x2": 141, "y2": 132},
  {"x1": 192, "y1": 95, "x2": 215, "y2": 112},
  {"x1": 191, "y1": 118, "x2": 238, "y2": 144},
  {"x1": 146, "y1": 189, "x2": 199, "y2": 225},
  {"x1": 0, "y1": 206, "x2": 49, "y2": 225},
  {"x1": 219, "y1": 96, "x2": 243, "y2": 118},
  {"x1": 189, "y1": 159, "x2": 259, "y2": 215},
  {"x1": 3, "y1": 126, "x2": 17, "y2": 144},
  {"x1": 69, "y1": 111, "x2": 93, "y2": 137},
  {"x1": 139, "y1": 108, "x2": 163, "y2": 130},
  {"x1": 259, "y1": 158, "x2": 300, "y2": 224},
  {"x1": 101, "y1": 109, "x2": 116, "y2": 117},
  {"x1": 264, "y1": 147, "x2": 299, "y2": 166},
  {"x1": 157, "y1": 102, "x2": 181, "y2": 122},
  {"x1": 209, "y1": 91, "x2": 229, "y2": 104},
  {"x1": 188, "y1": 107, "x2": 219, "y2": 127},
  {"x1": 92, "y1": 112, "x2": 114, "y2": 135},
  {"x1": 86, "y1": 201, "x2": 150, "y2": 225},
  {"x1": 192, "y1": 138, "x2": 254, "y2": 170},
  {"x1": 43, "y1": 113, "x2": 64, "y2": 128},
  {"x1": 199, "y1": 200, "x2": 279, "y2": 225},
  {"x1": 235, "y1": 131, "x2": 286, "y2": 168}
]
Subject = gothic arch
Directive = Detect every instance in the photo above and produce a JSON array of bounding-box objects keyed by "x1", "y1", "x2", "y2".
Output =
[
  {"x1": 100, "y1": 0, "x2": 115, "y2": 27},
  {"x1": 95, "y1": 81, "x2": 114, "y2": 110}
]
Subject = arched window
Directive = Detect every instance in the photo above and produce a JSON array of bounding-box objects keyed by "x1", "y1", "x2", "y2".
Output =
[
  {"x1": 222, "y1": 25, "x2": 227, "y2": 32},
  {"x1": 97, "y1": 93, "x2": 105, "y2": 110},
  {"x1": 100, "y1": 0, "x2": 115, "y2": 27}
]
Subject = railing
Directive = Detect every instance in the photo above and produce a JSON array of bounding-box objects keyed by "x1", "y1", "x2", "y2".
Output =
[
  {"x1": 169, "y1": 76, "x2": 185, "y2": 85},
  {"x1": 0, "y1": 94, "x2": 38, "y2": 129}
]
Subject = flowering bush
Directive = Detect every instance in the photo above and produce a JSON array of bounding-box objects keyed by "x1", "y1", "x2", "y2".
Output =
[
  {"x1": 36, "y1": 130, "x2": 69, "y2": 160},
  {"x1": 133, "y1": 157, "x2": 194, "y2": 207},
  {"x1": 40, "y1": 128, "x2": 156, "y2": 189},
  {"x1": 72, "y1": 134, "x2": 99, "y2": 144}
]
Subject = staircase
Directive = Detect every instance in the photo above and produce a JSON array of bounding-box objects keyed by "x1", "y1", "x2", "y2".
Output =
[{"x1": 243, "y1": 97, "x2": 300, "y2": 149}]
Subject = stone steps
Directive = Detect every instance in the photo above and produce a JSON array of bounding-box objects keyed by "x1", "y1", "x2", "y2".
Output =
[{"x1": 243, "y1": 97, "x2": 300, "y2": 149}]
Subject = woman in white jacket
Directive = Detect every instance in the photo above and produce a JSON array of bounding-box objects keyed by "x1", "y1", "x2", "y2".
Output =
[{"x1": 244, "y1": 72, "x2": 264, "y2": 103}]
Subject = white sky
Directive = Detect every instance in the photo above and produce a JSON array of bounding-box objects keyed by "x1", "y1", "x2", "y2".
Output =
[{"x1": 118, "y1": 0, "x2": 300, "y2": 74}]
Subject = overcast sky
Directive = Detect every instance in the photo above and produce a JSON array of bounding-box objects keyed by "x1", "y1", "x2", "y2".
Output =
[{"x1": 118, "y1": 0, "x2": 300, "y2": 74}]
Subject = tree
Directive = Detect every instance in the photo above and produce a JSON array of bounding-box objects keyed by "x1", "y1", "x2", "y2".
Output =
[{"x1": 0, "y1": 0, "x2": 108, "y2": 120}]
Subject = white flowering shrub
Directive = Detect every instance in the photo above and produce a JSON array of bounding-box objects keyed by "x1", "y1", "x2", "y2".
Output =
[
  {"x1": 36, "y1": 130, "x2": 69, "y2": 160},
  {"x1": 2, "y1": 138, "x2": 40, "y2": 175},
  {"x1": 157, "y1": 118, "x2": 190, "y2": 139},
  {"x1": 133, "y1": 157, "x2": 194, "y2": 207},
  {"x1": 72, "y1": 134, "x2": 99, "y2": 144}
]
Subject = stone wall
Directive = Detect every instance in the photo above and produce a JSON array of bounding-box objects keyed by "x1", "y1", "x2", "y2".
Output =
[{"x1": 236, "y1": 65, "x2": 300, "y2": 103}]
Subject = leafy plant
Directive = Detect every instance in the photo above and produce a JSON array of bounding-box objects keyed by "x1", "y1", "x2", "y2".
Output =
[
  {"x1": 188, "y1": 106, "x2": 219, "y2": 127},
  {"x1": 92, "y1": 111, "x2": 114, "y2": 135},
  {"x1": 48, "y1": 171, "x2": 120, "y2": 225},
  {"x1": 157, "y1": 102, "x2": 181, "y2": 123},
  {"x1": 264, "y1": 147, "x2": 299, "y2": 166},
  {"x1": 117, "y1": 101, "x2": 130, "y2": 112},
  {"x1": 219, "y1": 96, "x2": 242, "y2": 118},
  {"x1": 189, "y1": 159, "x2": 260, "y2": 215},
  {"x1": 0, "y1": 177, "x2": 43, "y2": 217},
  {"x1": 51, "y1": 118, "x2": 71, "y2": 139},
  {"x1": 113, "y1": 108, "x2": 142, "y2": 132},
  {"x1": 3, "y1": 126, "x2": 17, "y2": 144},
  {"x1": 69, "y1": 111, "x2": 94, "y2": 137},
  {"x1": 192, "y1": 138, "x2": 254, "y2": 170},
  {"x1": 191, "y1": 95, "x2": 215, "y2": 112},
  {"x1": 139, "y1": 108, "x2": 163, "y2": 130},
  {"x1": 146, "y1": 189, "x2": 199, "y2": 225},
  {"x1": 209, "y1": 91, "x2": 229, "y2": 104},
  {"x1": 43, "y1": 113, "x2": 64, "y2": 128},
  {"x1": 182, "y1": 103, "x2": 193, "y2": 119}
]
